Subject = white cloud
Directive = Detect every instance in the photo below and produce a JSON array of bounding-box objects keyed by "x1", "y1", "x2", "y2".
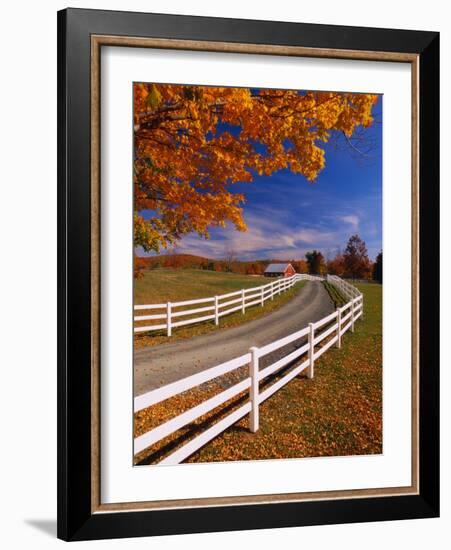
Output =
[
  {"x1": 294, "y1": 228, "x2": 335, "y2": 245},
  {"x1": 175, "y1": 211, "x2": 339, "y2": 260},
  {"x1": 339, "y1": 215, "x2": 359, "y2": 230}
]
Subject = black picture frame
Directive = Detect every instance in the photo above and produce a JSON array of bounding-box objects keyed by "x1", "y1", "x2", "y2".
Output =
[{"x1": 57, "y1": 8, "x2": 439, "y2": 541}]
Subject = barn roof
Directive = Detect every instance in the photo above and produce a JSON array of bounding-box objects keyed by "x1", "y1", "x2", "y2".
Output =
[{"x1": 264, "y1": 263, "x2": 292, "y2": 273}]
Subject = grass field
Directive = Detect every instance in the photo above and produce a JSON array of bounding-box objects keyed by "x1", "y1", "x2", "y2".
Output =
[
  {"x1": 134, "y1": 282, "x2": 382, "y2": 464},
  {"x1": 135, "y1": 268, "x2": 269, "y2": 304},
  {"x1": 134, "y1": 268, "x2": 304, "y2": 348},
  {"x1": 323, "y1": 280, "x2": 348, "y2": 308}
]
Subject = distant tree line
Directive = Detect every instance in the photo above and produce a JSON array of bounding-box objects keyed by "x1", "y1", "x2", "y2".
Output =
[
  {"x1": 314, "y1": 235, "x2": 382, "y2": 281},
  {"x1": 134, "y1": 235, "x2": 382, "y2": 283}
]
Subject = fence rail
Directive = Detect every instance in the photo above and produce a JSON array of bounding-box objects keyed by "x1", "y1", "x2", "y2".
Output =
[
  {"x1": 134, "y1": 273, "x2": 323, "y2": 336},
  {"x1": 326, "y1": 274, "x2": 362, "y2": 300},
  {"x1": 134, "y1": 276, "x2": 363, "y2": 464}
]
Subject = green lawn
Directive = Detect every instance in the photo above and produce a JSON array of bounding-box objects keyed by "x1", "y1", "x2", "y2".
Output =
[
  {"x1": 323, "y1": 280, "x2": 348, "y2": 308},
  {"x1": 134, "y1": 268, "x2": 269, "y2": 304},
  {"x1": 135, "y1": 282, "x2": 382, "y2": 464},
  {"x1": 134, "y1": 268, "x2": 304, "y2": 348}
]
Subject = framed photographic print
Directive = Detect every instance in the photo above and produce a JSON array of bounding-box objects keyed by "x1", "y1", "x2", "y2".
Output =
[{"x1": 57, "y1": 8, "x2": 439, "y2": 541}]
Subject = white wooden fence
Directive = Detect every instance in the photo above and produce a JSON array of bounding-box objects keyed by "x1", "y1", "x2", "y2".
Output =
[
  {"x1": 326, "y1": 274, "x2": 362, "y2": 300},
  {"x1": 134, "y1": 273, "x2": 322, "y2": 336},
  {"x1": 134, "y1": 276, "x2": 363, "y2": 464}
]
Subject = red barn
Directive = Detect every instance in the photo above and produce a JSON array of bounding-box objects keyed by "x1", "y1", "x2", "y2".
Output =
[{"x1": 264, "y1": 263, "x2": 296, "y2": 278}]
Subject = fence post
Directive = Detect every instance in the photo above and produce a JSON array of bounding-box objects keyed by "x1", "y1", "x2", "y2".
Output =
[
  {"x1": 249, "y1": 346, "x2": 260, "y2": 433},
  {"x1": 307, "y1": 322, "x2": 315, "y2": 379},
  {"x1": 214, "y1": 296, "x2": 219, "y2": 325},
  {"x1": 167, "y1": 302, "x2": 172, "y2": 337},
  {"x1": 351, "y1": 299, "x2": 355, "y2": 333},
  {"x1": 242, "y1": 289, "x2": 245, "y2": 314},
  {"x1": 271, "y1": 281, "x2": 274, "y2": 300},
  {"x1": 336, "y1": 308, "x2": 342, "y2": 348},
  {"x1": 261, "y1": 286, "x2": 264, "y2": 306}
]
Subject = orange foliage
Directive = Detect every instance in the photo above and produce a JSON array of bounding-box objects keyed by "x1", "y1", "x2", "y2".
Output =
[
  {"x1": 134, "y1": 84, "x2": 378, "y2": 252},
  {"x1": 327, "y1": 254, "x2": 346, "y2": 277},
  {"x1": 133, "y1": 254, "x2": 148, "y2": 279},
  {"x1": 343, "y1": 235, "x2": 372, "y2": 279},
  {"x1": 292, "y1": 259, "x2": 308, "y2": 274}
]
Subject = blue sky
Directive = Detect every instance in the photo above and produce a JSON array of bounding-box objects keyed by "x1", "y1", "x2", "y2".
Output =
[{"x1": 139, "y1": 95, "x2": 382, "y2": 262}]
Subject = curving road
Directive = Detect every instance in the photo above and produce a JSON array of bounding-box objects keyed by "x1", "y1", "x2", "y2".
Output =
[{"x1": 134, "y1": 281, "x2": 334, "y2": 396}]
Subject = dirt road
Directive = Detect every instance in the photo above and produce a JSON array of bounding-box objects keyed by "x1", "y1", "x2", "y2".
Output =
[{"x1": 134, "y1": 281, "x2": 334, "y2": 396}]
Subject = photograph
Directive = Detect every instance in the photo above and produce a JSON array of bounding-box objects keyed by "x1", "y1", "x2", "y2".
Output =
[
  {"x1": 132, "y1": 83, "x2": 383, "y2": 466},
  {"x1": 52, "y1": 5, "x2": 440, "y2": 541}
]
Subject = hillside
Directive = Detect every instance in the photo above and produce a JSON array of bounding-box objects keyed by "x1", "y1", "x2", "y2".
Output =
[{"x1": 135, "y1": 253, "x2": 307, "y2": 277}]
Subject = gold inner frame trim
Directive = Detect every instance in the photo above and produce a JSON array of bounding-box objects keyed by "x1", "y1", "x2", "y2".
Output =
[{"x1": 90, "y1": 34, "x2": 419, "y2": 514}]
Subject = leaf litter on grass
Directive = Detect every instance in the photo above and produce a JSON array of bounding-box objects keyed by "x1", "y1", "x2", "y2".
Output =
[{"x1": 134, "y1": 283, "x2": 382, "y2": 465}]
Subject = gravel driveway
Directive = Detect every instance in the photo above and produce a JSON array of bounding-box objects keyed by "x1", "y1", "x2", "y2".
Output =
[{"x1": 134, "y1": 281, "x2": 334, "y2": 396}]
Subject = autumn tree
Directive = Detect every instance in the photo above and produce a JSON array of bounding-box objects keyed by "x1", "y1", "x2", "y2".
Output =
[
  {"x1": 373, "y1": 251, "x2": 383, "y2": 283},
  {"x1": 327, "y1": 252, "x2": 345, "y2": 276},
  {"x1": 134, "y1": 83, "x2": 379, "y2": 256},
  {"x1": 245, "y1": 262, "x2": 260, "y2": 275},
  {"x1": 163, "y1": 248, "x2": 183, "y2": 269},
  {"x1": 224, "y1": 245, "x2": 238, "y2": 273},
  {"x1": 292, "y1": 259, "x2": 308, "y2": 274},
  {"x1": 305, "y1": 250, "x2": 326, "y2": 275},
  {"x1": 133, "y1": 254, "x2": 148, "y2": 279},
  {"x1": 343, "y1": 235, "x2": 371, "y2": 279}
]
